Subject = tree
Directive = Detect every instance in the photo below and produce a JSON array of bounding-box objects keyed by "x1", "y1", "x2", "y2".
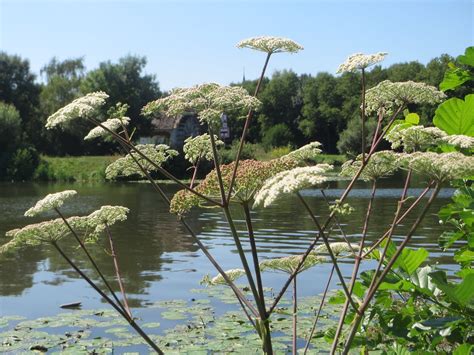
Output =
[
  {"x1": 257, "y1": 70, "x2": 303, "y2": 141},
  {"x1": 39, "y1": 57, "x2": 89, "y2": 155},
  {"x1": 0, "y1": 52, "x2": 41, "y2": 147},
  {"x1": 0, "y1": 102, "x2": 39, "y2": 180},
  {"x1": 299, "y1": 73, "x2": 347, "y2": 153},
  {"x1": 80, "y1": 55, "x2": 161, "y2": 135}
]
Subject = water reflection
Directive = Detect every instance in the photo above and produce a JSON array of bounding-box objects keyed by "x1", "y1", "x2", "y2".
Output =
[{"x1": 0, "y1": 179, "x2": 455, "y2": 317}]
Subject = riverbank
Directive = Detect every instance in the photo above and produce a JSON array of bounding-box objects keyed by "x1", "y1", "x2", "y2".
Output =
[{"x1": 30, "y1": 153, "x2": 347, "y2": 182}]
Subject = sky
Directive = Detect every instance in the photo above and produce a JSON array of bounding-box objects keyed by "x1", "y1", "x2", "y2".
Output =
[{"x1": 0, "y1": 0, "x2": 473, "y2": 91}]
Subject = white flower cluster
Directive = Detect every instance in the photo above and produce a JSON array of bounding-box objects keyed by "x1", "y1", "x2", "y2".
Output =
[
  {"x1": 142, "y1": 83, "x2": 261, "y2": 129},
  {"x1": 254, "y1": 164, "x2": 333, "y2": 208},
  {"x1": 314, "y1": 242, "x2": 359, "y2": 257},
  {"x1": 236, "y1": 36, "x2": 303, "y2": 54},
  {"x1": 2, "y1": 218, "x2": 72, "y2": 254},
  {"x1": 401, "y1": 152, "x2": 474, "y2": 182},
  {"x1": 365, "y1": 80, "x2": 445, "y2": 115},
  {"x1": 45, "y1": 92, "x2": 109, "y2": 129},
  {"x1": 386, "y1": 124, "x2": 447, "y2": 152},
  {"x1": 105, "y1": 144, "x2": 178, "y2": 180},
  {"x1": 183, "y1": 134, "x2": 224, "y2": 165},
  {"x1": 203, "y1": 268, "x2": 247, "y2": 286},
  {"x1": 337, "y1": 52, "x2": 387, "y2": 73},
  {"x1": 281, "y1": 141, "x2": 322, "y2": 164},
  {"x1": 340, "y1": 151, "x2": 400, "y2": 182},
  {"x1": 24, "y1": 190, "x2": 77, "y2": 217},
  {"x1": 442, "y1": 135, "x2": 474, "y2": 149},
  {"x1": 84, "y1": 117, "x2": 130, "y2": 141},
  {"x1": 259, "y1": 254, "x2": 325, "y2": 274},
  {"x1": 78, "y1": 205, "x2": 129, "y2": 242}
]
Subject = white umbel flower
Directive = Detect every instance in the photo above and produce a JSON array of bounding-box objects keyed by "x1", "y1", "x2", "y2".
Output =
[
  {"x1": 365, "y1": 80, "x2": 445, "y2": 115},
  {"x1": 314, "y1": 242, "x2": 359, "y2": 257},
  {"x1": 340, "y1": 151, "x2": 400, "y2": 181},
  {"x1": 254, "y1": 164, "x2": 333, "y2": 208},
  {"x1": 385, "y1": 125, "x2": 447, "y2": 152},
  {"x1": 236, "y1": 36, "x2": 303, "y2": 54},
  {"x1": 259, "y1": 254, "x2": 325, "y2": 274},
  {"x1": 442, "y1": 134, "x2": 474, "y2": 149},
  {"x1": 205, "y1": 269, "x2": 246, "y2": 286},
  {"x1": 84, "y1": 117, "x2": 130, "y2": 140},
  {"x1": 142, "y1": 83, "x2": 261, "y2": 129},
  {"x1": 402, "y1": 152, "x2": 474, "y2": 182},
  {"x1": 24, "y1": 190, "x2": 77, "y2": 217},
  {"x1": 281, "y1": 141, "x2": 322, "y2": 164},
  {"x1": 337, "y1": 52, "x2": 388, "y2": 73},
  {"x1": 45, "y1": 92, "x2": 109, "y2": 129},
  {"x1": 105, "y1": 144, "x2": 178, "y2": 180}
]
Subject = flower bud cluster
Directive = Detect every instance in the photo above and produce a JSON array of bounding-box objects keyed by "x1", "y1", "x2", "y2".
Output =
[
  {"x1": 201, "y1": 269, "x2": 246, "y2": 286},
  {"x1": 183, "y1": 134, "x2": 224, "y2": 165},
  {"x1": 46, "y1": 92, "x2": 109, "y2": 129},
  {"x1": 236, "y1": 36, "x2": 303, "y2": 54},
  {"x1": 329, "y1": 199, "x2": 355, "y2": 216},
  {"x1": 340, "y1": 151, "x2": 400, "y2": 182}
]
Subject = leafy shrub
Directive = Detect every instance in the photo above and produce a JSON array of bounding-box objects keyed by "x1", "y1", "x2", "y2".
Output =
[
  {"x1": 262, "y1": 123, "x2": 295, "y2": 148},
  {"x1": 6, "y1": 146, "x2": 40, "y2": 181},
  {"x1": 220, "y1": 140, "x2": 265, "y2": 164}
]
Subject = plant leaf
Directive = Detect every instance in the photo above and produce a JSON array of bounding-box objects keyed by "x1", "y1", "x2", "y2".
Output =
[{"x1": 433, "y1": 94, "x2": 474, "y2": 136}]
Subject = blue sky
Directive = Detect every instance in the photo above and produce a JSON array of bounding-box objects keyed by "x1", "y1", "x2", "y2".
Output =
[{"x1": 1, "y1": 0, "x2": 472, "y2": 90}]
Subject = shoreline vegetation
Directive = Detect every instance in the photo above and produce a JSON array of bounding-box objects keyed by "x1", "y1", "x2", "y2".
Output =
[{"x1": 28, "y1": 151, "x2": 347, "y2": 182}]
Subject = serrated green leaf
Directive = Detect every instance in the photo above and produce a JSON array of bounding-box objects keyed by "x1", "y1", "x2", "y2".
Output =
[
  {"x1": 433, "y1": 94, "x2": 474, "y2": 136},
  {"x1": 430, "y1": 271, "x2": 474, "y2": 306}
]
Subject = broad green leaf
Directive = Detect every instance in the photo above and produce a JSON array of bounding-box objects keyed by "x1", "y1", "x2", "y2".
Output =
[
  {"x1": 439, "y1": 67, "x2": 473, "y2": 91},
  {"x1": 405, "y1": 112, "x2": 420, "y2": 125},
  {"x1": 458, "y1": 46, "x2": 474, "y2": 66},
  {"x1": 454, "y1": 249, "x2": 474, "y2": 263},
  {"x1": 454, "y1": 343, "x2": 473, "y2": 355},
  {"x1": 439, "y1": 231, "x2": 464, "y2": 250},
  {"x1": 398, "y1": 248, "x2": 429, "y2": 275},
  {"x1": 433, "y1": 95, "x2": 474, "y2": 136},
  {"x1": 430, "y1": 271, "x2": 474, "y2": 306}
]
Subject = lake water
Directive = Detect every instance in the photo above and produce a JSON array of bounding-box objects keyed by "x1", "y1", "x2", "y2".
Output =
[{"x1": 0, "y1": 177, "x2": 457, "y2": 350}]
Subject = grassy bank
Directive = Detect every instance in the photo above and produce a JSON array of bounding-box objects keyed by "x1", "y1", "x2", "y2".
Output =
[
  {"x1": 33, "y1": 150, "x2": 346, "y2": 182},
  {"x1": 34, "y1": 156, "x2": 119, "y2": 182}
]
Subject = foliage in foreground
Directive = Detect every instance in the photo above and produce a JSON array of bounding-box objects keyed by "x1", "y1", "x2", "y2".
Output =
[{"x1": 1, "y1": 40, "x2": 474, "y2": 355}]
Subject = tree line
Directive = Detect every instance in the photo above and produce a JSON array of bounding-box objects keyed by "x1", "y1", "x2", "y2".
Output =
[{"x1": 0, "y1": 51, "x2": 467, "y2": 180}]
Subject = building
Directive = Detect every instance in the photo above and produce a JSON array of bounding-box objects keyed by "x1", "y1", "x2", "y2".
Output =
[{"x1": 139, "y1": 113, "x2": 203, "y2": 149}]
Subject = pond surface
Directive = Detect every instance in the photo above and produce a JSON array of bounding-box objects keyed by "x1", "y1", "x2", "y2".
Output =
[{"x1": 0, "y1": 177, "x2": 457, "y2": 350}]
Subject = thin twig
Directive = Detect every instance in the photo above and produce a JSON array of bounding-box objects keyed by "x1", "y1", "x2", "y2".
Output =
[
  {"x1": 51, "y1": 242, "x2": 163, "y2": 354},
  {"x1": 296, "y1": 192, "x2": 359, "y2": 313},
  {"x1": 303, "y1": 264, "x2": 335, "y2": 354},
  {"x1": 226, "y1": 52, "x2": 272, "y2": 202},
  {"x1": 54, "y1": 208, "x2": 129, "y2": 318},
  {"x1": 105, "y1": 223, "x2": 132, "y2": 319}
]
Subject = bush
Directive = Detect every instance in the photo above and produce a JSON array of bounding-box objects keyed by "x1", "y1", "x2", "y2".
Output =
[
  {"x1": 220, "y1": 140, "x2": 265, "y2": 164},
  {"x1": 6, "y1": 146, "x2": 40, "y2": 181},
  {"x1": 336, "y1": 117, "x2": 377, "y2": 157},
  {"x1": 262, "y1": 123, "x2": 294, "y2": 148}
]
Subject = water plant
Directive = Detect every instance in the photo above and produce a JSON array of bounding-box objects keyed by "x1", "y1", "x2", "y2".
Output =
[{"x1": 2, "y1": 39, "x2": 473, "y2": 354}]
